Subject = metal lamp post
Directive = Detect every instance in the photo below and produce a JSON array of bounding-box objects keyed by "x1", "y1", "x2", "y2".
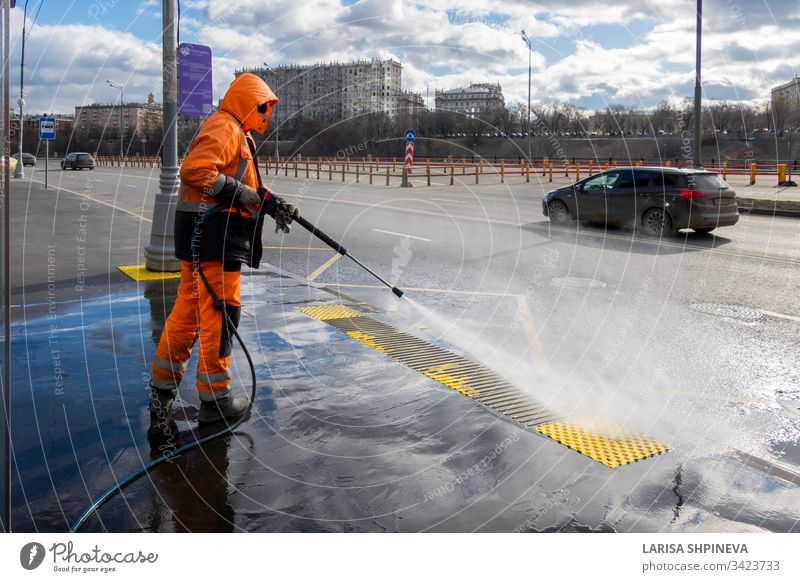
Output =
[
  {"x1": 693, "y1": 0, "x2": 702, "y2": 167},
  {"x1": 13, "y1": 0, "x2": 30, "y2": 179},
  {"x1": 521, "y1": 30, "x2": 532, "y2": 162},
  {"x1": 263, "y1": 62, "x2": 279, "y2": 160},
  {"x1": 143, "y1": 0, "x2": 180, "y2": 272},
  {"x1": 106, "y1": 80, "x2": 124, "y2": 158}
]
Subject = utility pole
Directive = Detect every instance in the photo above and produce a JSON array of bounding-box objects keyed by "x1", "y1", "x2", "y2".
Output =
[
  {"x1": 106, "y1": 80, "x2": 124, "y2": 158},
  {"x1": 144, "y1": 0, "x2": 180, "y2": 271},
  {"x1": 2, "y1": 0, "x2": 13, "y2": 534},
  {"x1": 693, "y1": 0, "x2": 702, "y2": 167},
  {"x1": 521, "y1": 30, "x2": 532, "y2": 162}
]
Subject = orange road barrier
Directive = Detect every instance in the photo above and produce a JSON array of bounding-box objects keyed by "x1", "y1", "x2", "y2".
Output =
[
  {"x1": 549, "y1": 162, "x2": 553, "y2": 182},
  {"x1": 778, "y1": 163, "x2": 787, "y2": 183},
  {"x1": 588, "y1": 160, "x2": 593, "y2": 175},
  {"x1": 722, "y1": 161, "x2": 727, "y2": 181},
  {"x1": 750, "y1": 163, "x2": 757, "y2": 185}
]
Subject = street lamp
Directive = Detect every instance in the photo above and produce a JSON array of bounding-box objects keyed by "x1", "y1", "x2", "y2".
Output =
[
  {"x1": 106, "y1": 80, "x2": 124, "y2": 158},
  {"x1": 14, "y1": 0, "x2": 31, "y2": 179},
  {"x1": 521, "y1": 30, "x2": 532, "y2": 162},
  {"x1": 693, "y1": 0, "x2": 702, "y2": 167},
  {"x1": 263, "y1": 62, "x2": 279, "y2": 160}
]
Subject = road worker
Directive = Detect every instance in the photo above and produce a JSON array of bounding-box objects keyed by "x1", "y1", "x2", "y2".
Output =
[{"x1": 148, "y1": 72, "x2": 298, "y2": 434}]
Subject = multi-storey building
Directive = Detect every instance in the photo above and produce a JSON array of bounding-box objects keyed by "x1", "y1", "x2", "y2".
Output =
[
  {"x1": 74, "y1": 93, "x2": 163, "y2": 140},
  {"x1": 239, "y1": 59, "x2": 422, "y2": 128},
  {"x1": 771, "y1": 77, "x2": 800, "y2": 130},
  {"x1": 434, "y1": 83, "x2": 505, "y2": 119}
]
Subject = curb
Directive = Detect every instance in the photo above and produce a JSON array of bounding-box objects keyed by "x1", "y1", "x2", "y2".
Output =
[{"x1": 737, "y1": 197, "x2": 800, "y2": 218}]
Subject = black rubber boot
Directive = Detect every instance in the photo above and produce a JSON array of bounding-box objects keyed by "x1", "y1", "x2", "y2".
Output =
[
  {"x1": 198, "y1": 395, "x2": 251, "y2": 424},
  {"x1": 147, "y1": 387, "x2": 178, "y2": 445}
]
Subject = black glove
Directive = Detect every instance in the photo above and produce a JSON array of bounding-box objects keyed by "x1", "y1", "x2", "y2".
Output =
[
  {"x1": 237, "y1": 184, "x2": 261, "y2": 207},
  {"x1": 259, "y1": 188, "x2": 299, "y2": 233}
]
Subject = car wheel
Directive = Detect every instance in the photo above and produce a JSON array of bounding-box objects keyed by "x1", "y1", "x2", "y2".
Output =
[
  {"x1": 692, "y1": 227, "x2": 715, "y2": 235},
  {"x1": 547, "y1": 200, "x2": 572, "y2": 225},
  {"x1": 641, "y1": 208, "x2": 673, "y2": 237}
]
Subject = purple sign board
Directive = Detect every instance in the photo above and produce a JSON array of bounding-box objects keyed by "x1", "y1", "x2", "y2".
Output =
[{"x1": 178, "y1": 42, "x2": 213, "y2": 116}]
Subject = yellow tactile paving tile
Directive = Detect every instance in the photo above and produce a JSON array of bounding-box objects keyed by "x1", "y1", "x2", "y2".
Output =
[
  {"x1": 346, "y1": 330, "x2": 392, "y2": 354},
  {"x1": 422, "y1": 363, "x2": 480, "y2": 398},
  {"x1": 535, "y1": 421, "x2": 670, "y2": 468},
  {"x1": 297, "y1": 304, "x2": 669, "y2": 467},
  {"x1": 118, "y1": 265, "x2": 181, "y2": 281},
  {"x1": 298, "y1": 304, "x2": 363, "y2": 321}
]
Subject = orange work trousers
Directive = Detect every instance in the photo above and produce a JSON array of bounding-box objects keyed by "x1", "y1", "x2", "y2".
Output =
[{"x1": 151, "y1": 260, "x2": 241, "y2": 401}]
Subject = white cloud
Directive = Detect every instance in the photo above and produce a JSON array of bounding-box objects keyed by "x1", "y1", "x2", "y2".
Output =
[{"x1": 9, "y1": 0, "x2": 800, "y2": 116}]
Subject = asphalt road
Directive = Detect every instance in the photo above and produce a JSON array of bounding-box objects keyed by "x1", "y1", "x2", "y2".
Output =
[{"x1": 11, "y1": 161, "x2": 800, "y2": 531}]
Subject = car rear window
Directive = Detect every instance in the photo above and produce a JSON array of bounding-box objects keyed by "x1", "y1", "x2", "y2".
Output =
[
  {"x1": 652, "y1": 173, "x2": 681, "y2": 188},
  {"x1": 77, "y1": 154, "x2": 93, "y2": 161},
  {"x1": 688, "y1": 173, "x2": 729, "y2": 190}
]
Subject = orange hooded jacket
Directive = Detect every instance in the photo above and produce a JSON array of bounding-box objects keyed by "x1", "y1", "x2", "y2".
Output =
[{"x1": 174, "y1": 73, "x2": 278, "y2": 268}]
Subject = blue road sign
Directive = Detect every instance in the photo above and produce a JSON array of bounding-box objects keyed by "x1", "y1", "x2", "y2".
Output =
[
  {"x1": 178, "y1": 43, "x2": 213, "y2": 116},
  {"x1": 405, "y1": 128, "x2": 416, "y2": 142},
  {"x1": 39, "y1": 117, "x2": 56, "y2": 140}
]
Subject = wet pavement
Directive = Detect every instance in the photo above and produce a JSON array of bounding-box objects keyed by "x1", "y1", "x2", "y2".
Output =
[
  {"x1": 8, "y1": 169, "x2": 800, "y2": 532},
  {"x1": 9, "y1": 262, "x2": 800, "y2": 532}
]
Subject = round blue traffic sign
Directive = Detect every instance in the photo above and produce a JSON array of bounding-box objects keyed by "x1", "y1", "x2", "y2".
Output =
[{"x1": 405, "y1": 129, "x2": 416, "y2": 142}]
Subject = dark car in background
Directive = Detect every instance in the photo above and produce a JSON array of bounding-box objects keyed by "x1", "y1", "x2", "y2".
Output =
[
  {"x1": 12, "y1": 152, "x2": 37, "y2": 166},
  {"x1": 61, "y1": 152, "x2": 95, "y2": 170},
  {"x1": 542, "y1": 167, "x2": 739, "y2": 236}
]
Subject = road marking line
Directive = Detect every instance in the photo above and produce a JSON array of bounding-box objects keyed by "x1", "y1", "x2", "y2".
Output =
[
  {"x1": 372, "y1": 228, "x2": 433, "y2": 242},
  {"x1": 731, "y1": 450, "x2": 800, "y2": 487},
  {"x1": 307, "y1": 252, "x2": 343, "y2": 282},
  {"x1": 760, "y1": 309, "x2": 800, "y2": 322},
  {"x1": 317, "y1": 281, "x2": 516, "y2": 297},
  {"x1": 515, "y1": 295, "x2": 545, "y2": 361},
  {"x1": 27, "y1": 178, "x2": 151, "y2": 223},
  {"x1": 432, "y1": 198, "x2": 467, "y2": 204},
  {"x1": 126, "y1": 184, "x2": 139, "y2": 188},
  {"x1": 264, "y1": 246, "x2": 331, "y2": 251}
]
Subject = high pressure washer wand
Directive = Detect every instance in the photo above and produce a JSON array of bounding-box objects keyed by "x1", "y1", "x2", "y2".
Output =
[{"x1": 294, "y1": 215, "x2": 404, "y2": 298}]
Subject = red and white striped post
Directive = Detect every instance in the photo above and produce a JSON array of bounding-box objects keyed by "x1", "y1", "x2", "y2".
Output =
[
  {"x1": 401, "y1": 128, "x2": 416, "y2": 188},
  {"x1": 404, "y1": 141, "x2": 414, "y2": 174}
]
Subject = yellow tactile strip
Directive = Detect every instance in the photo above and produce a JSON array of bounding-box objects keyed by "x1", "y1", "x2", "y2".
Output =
[
  {"x1": 299, "y1": 304, "x2": 557, "y2": 427},
  {"x1": 298, "y1": 304, "x2": 363, "y2": 321},
  {"x1": 535, "y1": 422, "x2": 670, "y2": 468},
  {"x1": 298, "y1": 304, "x2": 670, "y2": 467},
  {"x1": 119, "y1": 265, "x2": 181, "y2": 281}
]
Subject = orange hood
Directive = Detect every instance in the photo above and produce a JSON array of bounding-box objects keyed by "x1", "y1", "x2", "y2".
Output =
[{"x1": 219, "y1": 72, "x2": 278, "y2": 134}]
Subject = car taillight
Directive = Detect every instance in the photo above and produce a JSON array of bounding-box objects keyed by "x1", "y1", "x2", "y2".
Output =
[{"x1": 679, "y1": 189, "x2": 707, "y2": 200}]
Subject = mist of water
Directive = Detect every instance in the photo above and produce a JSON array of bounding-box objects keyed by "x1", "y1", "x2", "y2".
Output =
[{"x1": 376, "y1": 293, "x2": 796, "y2": 463}]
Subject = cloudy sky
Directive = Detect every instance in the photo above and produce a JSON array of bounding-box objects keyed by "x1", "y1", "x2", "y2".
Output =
[{"x1": 8, "y1": 0, "x2": 800, "y2": 115}]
